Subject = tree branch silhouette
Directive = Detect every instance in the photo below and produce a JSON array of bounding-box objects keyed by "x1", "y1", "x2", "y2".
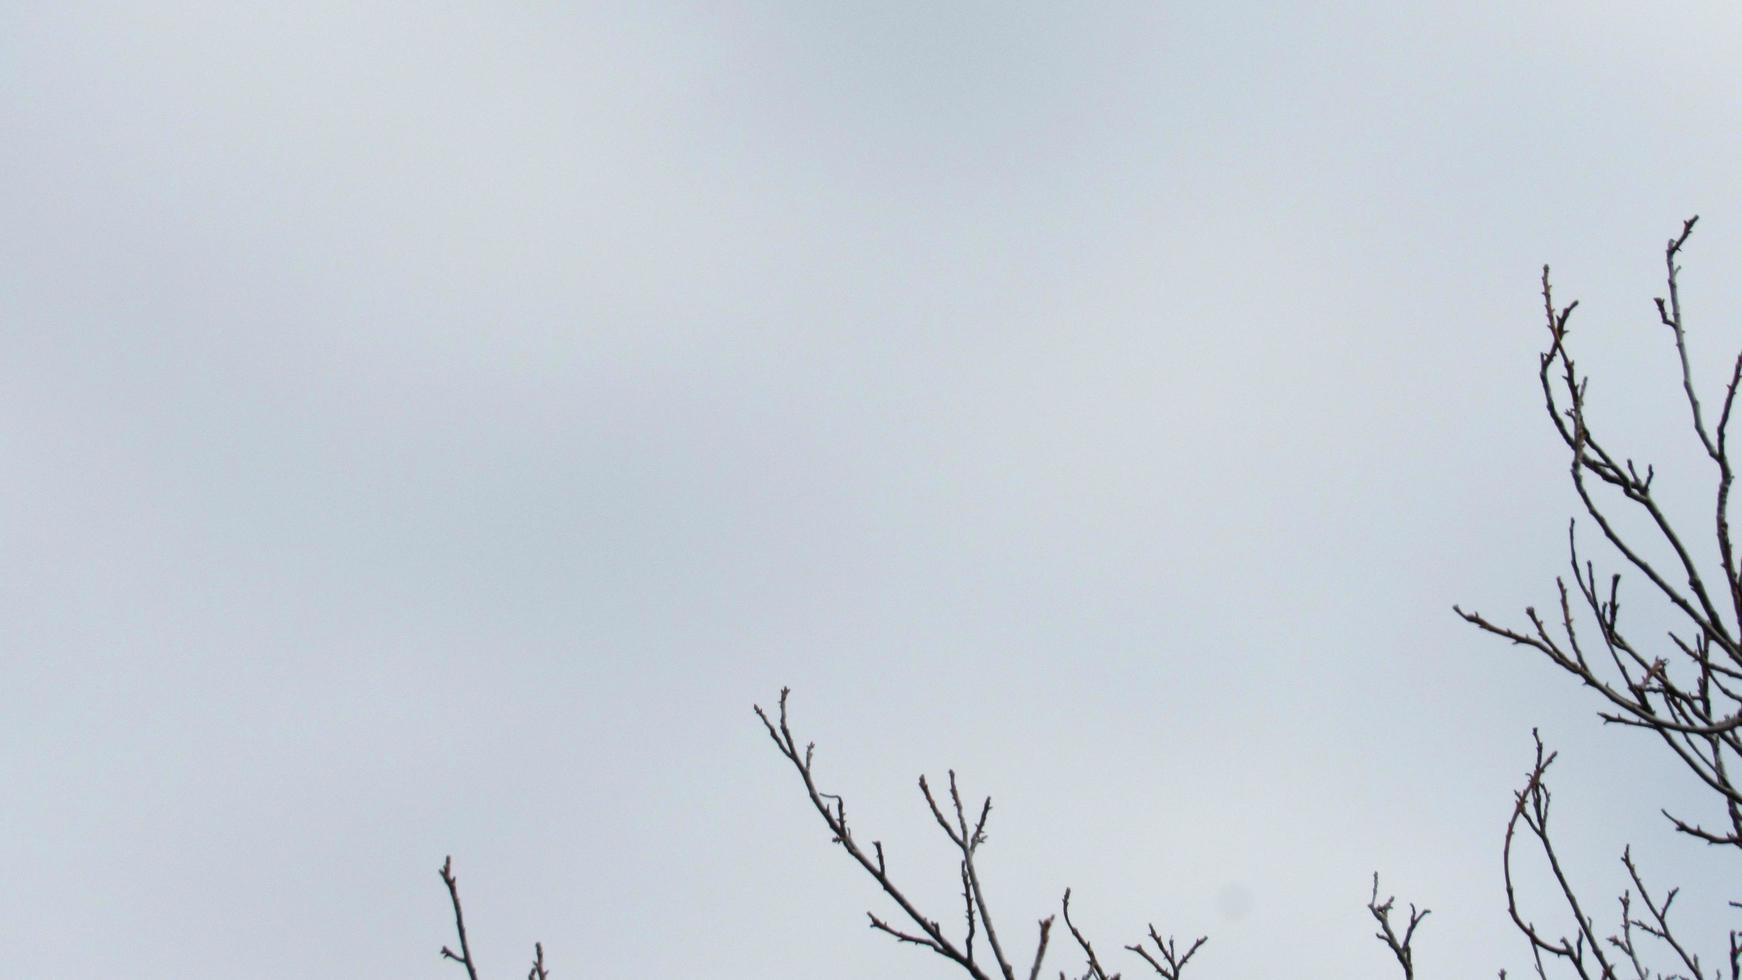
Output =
[
  {"x1": 439, "y1": 856, "x2": 551, "y2": 980},
  {"x1": 1462, "y1": 216, "x2": 1742, "y2": 978}
]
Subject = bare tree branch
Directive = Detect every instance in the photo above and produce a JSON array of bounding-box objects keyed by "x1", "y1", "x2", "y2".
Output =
[
  {"x1": 1368, "y1": 873, "x2": 1429, "y2": 980},
  {"x1": 1125, "y1": 923, "x2": 1207, "y2": 980},
  {"x1": 440, "y1": 856, "x2": 483, "y2": 980},
  {"x1": 439, "y1": 856, "x2": 552, "y2": 980},
  {"x1": 755, "y1": 688, "x2": 1026, "y2": 980},
  {"x1": 756, "y1": 689, "x2": 1208, "y2": 980},
  {"x1": 1467, "y1": 218, "x2": 1742, "y2": 979},
  {"x1": 1060, "y1": 889, "x2": 1117, "y2": 980}
]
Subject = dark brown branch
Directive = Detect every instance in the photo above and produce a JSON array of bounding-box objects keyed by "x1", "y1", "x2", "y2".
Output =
[
  {"x1": 1657, "y1": 217, "x2": 1709, "y2": 445},
  {"x1": 1459, "y1": 225, "x2": 1742, "y2": 888},
  {"x1": 1060, "y1": 890, "x2": 1116, "y2": 980},
  {"x1": 755, "y1": 689, "x2": 1030, "y2": 980},
  {"x1": 869, "y1": 911, "x2": 951, "y2": 955},
  {"x1": 437, "y1": 857, "x2": 551, "y2": 980},
  {"x1": 1501, "y1": 734, "x2": 1613, "y2": 980},
  {"x1": 1125, "y1": 923, "x2": 1207, "y2": 980},
  {"x1": 758, "y1": 689, "x2": 1210, "y2": 980},
  {"x1": 1028, "y1": 916, "x2": 1055, "y2": 980},
  {"x1": 1368, "y1": 873, "x2": 1429, "y2": 980},
  {"x1": 964, "y1": 860, "x2": 980, "y2": 968},
  {"x1": 1618, "y1": 847, "x2": 1706, "y2": 980},
  {"x1": 1531, "y1": 259, "x2": 1740, "y2": 657},
  {"x1": 439, "y1": 856, "x2": 483, "y2": 980}
]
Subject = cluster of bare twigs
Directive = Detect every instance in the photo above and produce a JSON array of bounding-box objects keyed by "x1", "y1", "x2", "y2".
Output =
[
  {"x1": 755, "y1": 688, "x2": 1424, "y2": 977},
  {"x1": 1458, "y1": 216, "x2": 1742, "y2": 979},
  {"x1": 434, "y1": 219, "x2": 1742, "y2": 980},
  {"x1": 1497, "y1": 732, "x2": 1739, "y2": 980},
  {"x1": 439, "y1": 856, "x2": 550, "y2": 980},
  {"x1": 1368, "y1": 872, "x2": 1429, "y2": 980},
  {"x1": 754, "y1": 687, "x2": 1070, "y2": 980},
  {"x1": 766, "y1": 689, "x2": 1386, "y2": 980}
]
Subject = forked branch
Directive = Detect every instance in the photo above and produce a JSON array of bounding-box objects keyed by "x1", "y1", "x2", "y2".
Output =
[
  {"x1": 755, "y1": 688, "x2": 1211, "y2": 980},
  {"x1": 1456, "y1": 218, "x2": 1742, "y2": 977},
  {"x1": 1457, "y1": 217, "x2": 1742, "y2": 852},
  {"x1": 1368, "y1": 873, "x2": 1429, "y2": 980}
]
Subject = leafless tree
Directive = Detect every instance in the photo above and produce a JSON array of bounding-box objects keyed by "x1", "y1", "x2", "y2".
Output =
[{"x1": 1458, "y1": 215, "x2": 1742, "y2": 979}]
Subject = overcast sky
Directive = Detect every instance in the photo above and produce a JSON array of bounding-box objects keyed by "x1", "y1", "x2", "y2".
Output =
[{"x1": 7, "y1": 3, "x2": 1742, "y2": 978}]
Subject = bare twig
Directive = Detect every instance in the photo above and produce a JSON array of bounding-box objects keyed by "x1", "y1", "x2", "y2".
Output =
[
  {"x1": 439, "y1": 856, "x2": 551, "y2": 980},
  {"x1": 1060, "y1": 889, "x2": 1116, "y2": 980},
  {"x1": 439, "y1": 856, "x2": 483, "y2": 980},
  {"x1": 1368, "y1": 873, "x2": 1429, "y2": 980},
  {"x1": 1125, "y1": 922, "x2": 1207, "y2": 980},
  {"x1": 1028, "y1": 914, "x2": 1055, "y2": 980},
  {"x1": 1501, "y1": 733, "x2": 1615, "y2": 980}
]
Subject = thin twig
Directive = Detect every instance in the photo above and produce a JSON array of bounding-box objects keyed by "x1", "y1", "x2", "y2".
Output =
[{"x1": 439, "y1": 856, "x2": 483, "y2": 980}]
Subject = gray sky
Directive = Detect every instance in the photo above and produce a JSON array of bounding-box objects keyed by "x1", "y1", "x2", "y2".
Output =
[{"x1": 7, "y1": 3, "x2": 1742, "y2": 977}]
